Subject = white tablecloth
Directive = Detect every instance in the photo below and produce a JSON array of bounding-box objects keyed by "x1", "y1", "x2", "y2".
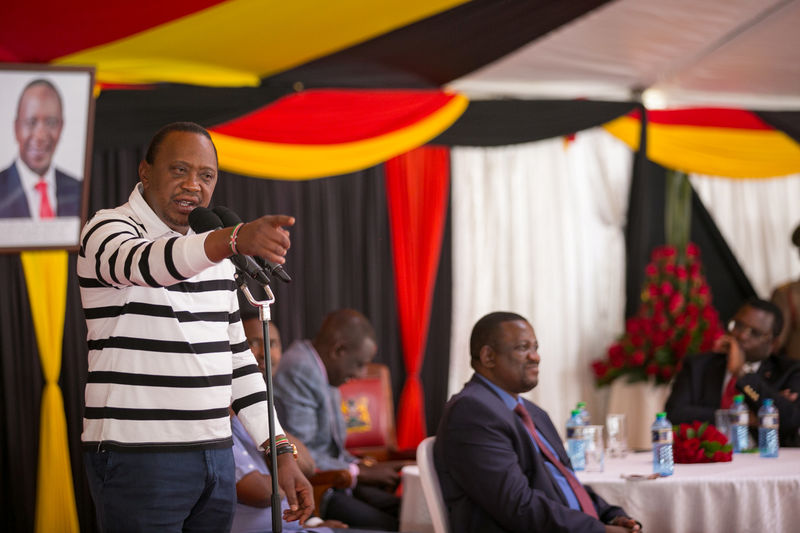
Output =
[
  {"x1": 400, "y1": 451, "x2": 800, "y2": 533},
  {"x1": 577, "y1": 449, "x2": 800, "y2": 533}
]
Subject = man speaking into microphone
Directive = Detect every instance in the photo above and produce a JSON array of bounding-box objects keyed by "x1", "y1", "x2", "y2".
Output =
[{"x1": 77, "y1": 122, "x2": 312, "y2": 532}]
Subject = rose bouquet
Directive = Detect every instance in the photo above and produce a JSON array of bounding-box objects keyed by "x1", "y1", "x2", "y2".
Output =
[
  {"x1": 592, "y1": 242, "x2": 725, "y2": 386},
  {"x1": 672, "y1": 421, "x2": 732, "y2": 463}
]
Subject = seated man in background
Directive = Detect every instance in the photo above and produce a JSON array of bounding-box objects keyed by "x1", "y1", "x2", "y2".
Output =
[
  {"x1": 771, "y1": 223, "x2": 800, "y2": 360},
  {"x1": 666, "y1": 298, "x2": 800, "y2": 447},
  {"x1": 274, "y1": 309, "x2": 403, "y2": 531},
  {"x1": 436, "y1": 311, "x2": 641, "y2": 533},
  {"x1": 232, "y1": 302, "x2": 351, "y2": 532}
]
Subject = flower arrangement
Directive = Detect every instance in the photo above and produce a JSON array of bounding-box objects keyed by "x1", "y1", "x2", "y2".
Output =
[
  {"x1": 672, "y1": 421, "x2": 732, "y2": 463},
  {"x1": 592, "y1": 242, "x2": 725, "y2": 386}
]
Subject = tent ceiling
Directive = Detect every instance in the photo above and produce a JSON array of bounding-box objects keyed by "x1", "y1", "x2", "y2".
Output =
[{"x1": 450, "y1": 0, "x2": 800, "y2": 110}]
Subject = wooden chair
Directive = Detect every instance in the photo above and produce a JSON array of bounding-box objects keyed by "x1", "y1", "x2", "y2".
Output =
[
  {"x1": 339, "y1": 362, "x2": 415, "y2": 460},
  {"x1": 307, "y1": 469, "x2": 352, "y2": 517}
]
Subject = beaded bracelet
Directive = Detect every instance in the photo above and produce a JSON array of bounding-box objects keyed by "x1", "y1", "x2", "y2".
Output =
[{"x1": 229, "y1": 223, "x2": 244, "y2": 255}]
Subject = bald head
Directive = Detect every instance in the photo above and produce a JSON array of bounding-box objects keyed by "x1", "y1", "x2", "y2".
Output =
[{"x1": 313, "y1": 309, "x2": 377, "y2": 387}]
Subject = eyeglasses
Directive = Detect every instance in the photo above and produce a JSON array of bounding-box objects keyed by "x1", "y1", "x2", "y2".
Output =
[{"x1": 727, "y1": 319, "x2": 771, "y2": 340}]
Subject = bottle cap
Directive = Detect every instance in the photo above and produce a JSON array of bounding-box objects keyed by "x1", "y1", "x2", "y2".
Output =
[
  {"x1": 734, "y1": 394, "x2": 744, "y2": 403},
  {"x1": 571, "y1": 409, "x2": 581, "y2": 416},
  {"x1": 656, "y1": 412, "x2": 667, "y2": 419},
  {"x1": 577, "y1": 401, "x2": 586, "y2": 408},
  {"x1": 763, "y1": 398, "x2": 774, "y2": 406}
]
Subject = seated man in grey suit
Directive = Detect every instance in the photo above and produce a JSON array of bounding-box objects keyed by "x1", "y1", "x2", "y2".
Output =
[
  {"x1": 273, "y1": 309, "x2": 403, "y2": 531},
  {"x1": 436, "y1": 311, "x2": 641, "y2": 533},
  {"x1": 0, "y1": 78, "x2": 81, "y2": 218}
]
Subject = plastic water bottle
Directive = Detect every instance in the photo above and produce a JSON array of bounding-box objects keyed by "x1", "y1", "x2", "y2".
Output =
[
  {"x1": 576, "y1": 401, "x2": 591, "y2": 424},
  {"x1": 566, "y1": 409, "x2": 586, "y2": 471},
  {"x1": 758, "y1": 398, "x2": 779, "y2": 458},
  {"x1": 651, "y1": 412, "x2": 674, "y2": 476},
  {"x1": 730, "y1": 394, "x2": 750, "y2": 453}
]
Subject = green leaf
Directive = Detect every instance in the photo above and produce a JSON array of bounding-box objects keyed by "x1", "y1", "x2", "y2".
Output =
[
  {"x1": 700, "y1": 441, "x2": 721, "y2": 453},
  {"x1": 686, "y1": 428, "x2": 696, "y2": 440},
  {"x1": 698, "y1": 422, "x2": 709, "y2": 438}
]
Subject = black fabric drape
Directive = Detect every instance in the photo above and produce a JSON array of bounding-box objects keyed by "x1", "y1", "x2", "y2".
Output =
[
  {"x1": 755, "y1": 111, "x2": 800, "y2": 145},
  {"x1": 0, "y1": 255, "x2": 42, "y2": 533},
  {"x1": 623, "y1": 113, "x2": 757, "y2": 322},
  {"x1": 429, "y1": 100, "x2": 637, "y2": 146},
  {"x1": 93, "y1": 83, "x2": 292, "y2": 150},
  {"x1": 269, "y1": 0, "x2": 612, "y2": 89}
]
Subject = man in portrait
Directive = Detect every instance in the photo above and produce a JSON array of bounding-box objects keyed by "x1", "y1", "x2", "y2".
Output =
[{"x1": 0, "y1": 78, "x2": 82, "y2": 218}]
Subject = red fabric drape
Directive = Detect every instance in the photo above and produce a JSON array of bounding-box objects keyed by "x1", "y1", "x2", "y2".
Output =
[{"x1": 385, "y1": 146, "x2": 449, "y2": 449}]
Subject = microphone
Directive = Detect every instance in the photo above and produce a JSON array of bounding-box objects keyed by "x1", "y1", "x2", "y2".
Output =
[
  {"x1": 213, "y1": 205, "x2": 292, "y2": 283},
  {"x1": 188, "y1": 207, "x2": 272, "y2": 286}
]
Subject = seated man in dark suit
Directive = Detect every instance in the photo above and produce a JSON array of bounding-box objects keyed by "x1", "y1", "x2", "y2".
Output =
[
  {"x1": 0, "y1": 78, "x2": 81, "y2": 218},
  {"x1": 435, "y1": 311, "x2": 641, "y2": 533},
  {"x1": 666, "y1": 298, "x2": 800, "y2": 447}
]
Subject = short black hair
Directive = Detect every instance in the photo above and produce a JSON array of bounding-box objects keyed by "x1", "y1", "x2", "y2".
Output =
[
  {"x1": 742, "y1": 298, "x2": 784, "y2": 337},
  {"x1": 470, "y1": 311, "x2": 528, "y2": 360},
  {"x1": 17, "y1": 78, "x2": 63, "y2": 118},
  {"x1": 314, "y1": 309, "x2": 376, "y2": 350},
  {"x1": 144, "y1": 122, "x2": 216, "y2": 165},
  {"x1": 792, "y1": 223, "x2": 800, "y2": 248}
]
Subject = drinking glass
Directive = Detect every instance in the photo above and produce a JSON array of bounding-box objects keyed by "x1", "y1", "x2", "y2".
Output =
[
  {"x1": 606, "y1": 413, "x2": 628, "y2": 458},
  {"x1": 581, "y1": 425, "x2": 605, "y2": 472},
  {"x1": 715, "y1": 409, "x2": 732, "y2": 443}
]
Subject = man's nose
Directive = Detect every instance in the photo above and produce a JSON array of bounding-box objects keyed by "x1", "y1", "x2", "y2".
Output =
[{"x1": 181, "y1": 173, "x2": 202, "y2": 191}]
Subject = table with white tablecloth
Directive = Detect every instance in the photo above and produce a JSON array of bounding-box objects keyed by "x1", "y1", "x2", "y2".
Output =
[
  {"x1": 400, "y1": 450, "x2": 800, "y2": 533},
  {"x1": 576, "y1": 449, "x2": 800, "y2": 533}
]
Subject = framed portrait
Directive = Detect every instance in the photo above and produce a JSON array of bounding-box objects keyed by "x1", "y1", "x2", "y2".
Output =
[{"x1": 0, "y1": 64, "x2": 95, "y2": 252}]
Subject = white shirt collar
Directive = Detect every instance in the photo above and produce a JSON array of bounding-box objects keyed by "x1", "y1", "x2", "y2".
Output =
[
  {"x1": 128, "y1": 182, "x2": 196, "y2": 239},
  {"x1": 16, "y1": 159, "x2": 56, "y2": 220}
]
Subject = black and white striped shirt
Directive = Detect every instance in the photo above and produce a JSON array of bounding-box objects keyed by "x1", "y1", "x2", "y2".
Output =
[{"x1": 78, "y1": 184, "x2": 281, "y2": 452}]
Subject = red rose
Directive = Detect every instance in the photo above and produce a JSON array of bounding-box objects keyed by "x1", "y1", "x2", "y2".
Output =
[
  {"x1": 664, "y1": 263, "x2": 676, "y2": 276},
  {"x1": 626, "y1": 318, "x2": 642, "y2": 334},
  {"x1": 676, "y1": 266, "x2": 688, "y2": 281},
  {"x1": 668, "y1": 293, "x2": 684, "y2": 314},
  {"x1": 712, "y1": 450, "x2": 732, "y2": 462},
  {"x1": 646, "y1": 363, "x2": 659, "y2": 376},
  {"x1": 631, "y1": 350, "x2": 645, "y2": 366},
  {"x1": 661, "y1": 281, "x2": 674, "y2": 296},
  {"x1": 608, "y1": 344, "x2": 625, "y2": 368},
  {"x1": 686, "y1": 242, "x2": 700, "y2": 257},
  {"x1": 701, "y1": 305, "x2": 717, "y2": 321},
  {"x1": 647, "y1": 284, "x2": 659, "y2": 299},
  {"x1": 591, "y1": 360, "x2": 609, "y2": 378},
  {"x1": 659, "y1": 365, "x2": 674, "y2": 380},
  {"x1": 645, "y1": 264, "x2": 658, "y2": 277}
]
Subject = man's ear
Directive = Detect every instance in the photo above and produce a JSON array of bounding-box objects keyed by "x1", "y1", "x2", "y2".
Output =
[
  {"x1": 138, "y1": 160, "x2": 150, "y2": 188},
  {"x1": 479, "y1": 345, "x2": 495, "y2": 369}
]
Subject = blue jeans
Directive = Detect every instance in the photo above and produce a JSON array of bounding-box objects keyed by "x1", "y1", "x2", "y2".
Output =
[{"x1": 84, "y1": 447, "x2": 235, "y2": 533}]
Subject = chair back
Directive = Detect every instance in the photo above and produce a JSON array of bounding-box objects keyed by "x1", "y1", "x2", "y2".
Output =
[
  {"x1": 339, "y1": 363, "x2": 397, "y2": 454},
  {"x1": 417, "y1": 436, "x2": 450, "y2": 533}
]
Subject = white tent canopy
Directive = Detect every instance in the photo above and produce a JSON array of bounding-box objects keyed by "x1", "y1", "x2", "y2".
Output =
[{"x1": 451, "y1": 0, "x2": 800, "y2": 110}]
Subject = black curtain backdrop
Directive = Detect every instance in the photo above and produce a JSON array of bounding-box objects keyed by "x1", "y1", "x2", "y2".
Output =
[
  {"x1": 269, "y1": 0, "x2": 612, "y2": 89},
  {"x1": 624, "y1": 121, "x2": 757, "y2": 323},
  {"x1": 430, "y1": 100, "x2": 636, "y2": 146},
  {"x1": 1, "y1": 139, "x2": 453, "y2": 532}
]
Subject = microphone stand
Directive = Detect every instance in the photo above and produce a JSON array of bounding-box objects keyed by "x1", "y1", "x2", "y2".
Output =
[{"x1": 238, "y1": 275, "x2": 283, "y2": 533}]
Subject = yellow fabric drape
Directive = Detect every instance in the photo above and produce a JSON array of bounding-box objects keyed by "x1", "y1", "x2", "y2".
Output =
[
  {"x1": 211, "y1": 93, "x2": 468, "y2": 179},
  {"x1": 54, "y1": 0, "x2": 469, "y2": 87},
  {"x1": 604, "y1": 115, "x2": 800, "y2": 178},
  {"x1": 21, "y1": 250, "x2": 79, "y2": 533}
]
